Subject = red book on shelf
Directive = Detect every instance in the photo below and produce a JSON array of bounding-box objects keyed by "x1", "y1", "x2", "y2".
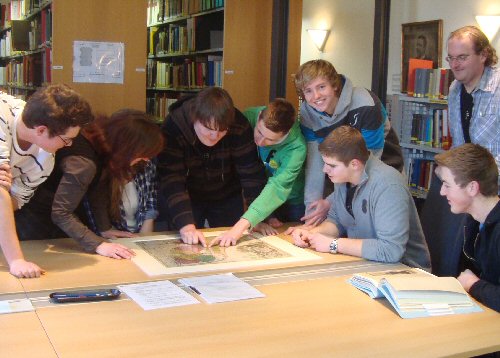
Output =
[{"x1": 407, "y1": 58, "x2": 433, "y2": 96}]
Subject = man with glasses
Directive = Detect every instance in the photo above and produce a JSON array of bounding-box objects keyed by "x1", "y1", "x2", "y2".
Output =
[
  {"x1": 421, "y1": 26, "x2": 500, "y2": 277},
  {"x1": 446, "y1": 25, "x2": 499, "y2": 175},
  {"x1": 211, "y1": 98, "x2": 306, "y2": 247},
  {"x1": 0, "y1": 84, "x2": 92, "y2": 278}
]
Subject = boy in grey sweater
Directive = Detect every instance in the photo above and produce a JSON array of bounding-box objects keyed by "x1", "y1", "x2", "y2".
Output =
[{"x1": 288, "y1": 126, "x2": 430, "y2": 270}]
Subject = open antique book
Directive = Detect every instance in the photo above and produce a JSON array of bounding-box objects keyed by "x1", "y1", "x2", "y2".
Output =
[{"x1": 349, "y1": 268, "x2": 482, "y2": 319}]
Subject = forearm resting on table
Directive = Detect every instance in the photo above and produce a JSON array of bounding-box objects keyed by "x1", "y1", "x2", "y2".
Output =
[{"x1": 0, "y1": 187, "x2": 24, "y2": 263}]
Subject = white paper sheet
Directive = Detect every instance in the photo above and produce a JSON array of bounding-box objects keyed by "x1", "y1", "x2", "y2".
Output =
[
  {"x1": 179, "y1": 273, "x2": 265, "y2": 304},
  {"x1": 118, "y1": 280, "x2": 199, "y2": 310},
  {"x1": 0, "y1": 298, "x2": 34, "y2": 314}
]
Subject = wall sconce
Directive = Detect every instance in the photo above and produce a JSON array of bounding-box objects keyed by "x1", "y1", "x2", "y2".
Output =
[
  {"x1": 475, "y1": 15, "x2": 500, "y2": 41},
  {"x1": 307, "y1": 29, "x2": 330, "y2": 52}
]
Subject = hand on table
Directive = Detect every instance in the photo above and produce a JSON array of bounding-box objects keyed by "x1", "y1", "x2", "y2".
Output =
[
  {"x1": 266, "y1": 217, "x2": 283, "y2": 228},
  {"x1": 253, "y1": 222, "x2": 278, "y2": 236},
  {"x1": 307, "y1": 233, "x2": 333, "y2": 253},
  {"x1": 180, "y1": 224, "x2": 207, "y2": 247},
  {"x1": 285, "y1": 226, "x2": 312, "y2": 248},
  {"x1": 9, "y1": 259, "x2": 45, "y2": 278},
  {"x1": 96, "y1": 242, "x2": 135, "y2": 259}
]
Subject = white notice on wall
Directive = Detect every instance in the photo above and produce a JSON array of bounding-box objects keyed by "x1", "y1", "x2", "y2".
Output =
[{"x1": 73, "y1": 41, "x2": 124, "y2": 84}]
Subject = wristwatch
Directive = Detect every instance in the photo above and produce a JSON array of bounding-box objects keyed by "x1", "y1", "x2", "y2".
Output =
[{"x1": 329, "y1": 238, "x2": 339, "y2": 254}]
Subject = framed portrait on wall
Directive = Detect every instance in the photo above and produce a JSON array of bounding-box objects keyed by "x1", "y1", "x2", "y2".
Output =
[{"x1": 401, "y1": 20, "x2": 443, "y2": 93}]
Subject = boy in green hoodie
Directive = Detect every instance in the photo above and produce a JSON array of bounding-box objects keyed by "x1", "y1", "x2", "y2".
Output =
[{"x1": 210, "y1": 98, "x2": 306, "y2": 247}]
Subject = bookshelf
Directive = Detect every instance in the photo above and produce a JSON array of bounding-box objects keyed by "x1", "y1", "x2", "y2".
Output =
[
  {"x1": 0, "y1": 0, "x2": 52, "y2": 100},
  {"x1": 146, "y1": 0, "x2": 288, "y2": 120},
  {"x1": 389, "y1": 94, "x2": 450, "y2": 199}
]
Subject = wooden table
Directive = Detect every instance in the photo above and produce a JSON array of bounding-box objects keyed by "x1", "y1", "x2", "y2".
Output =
[{"x1": 1, "y1": 234, "x2": 499, "y2": 357}]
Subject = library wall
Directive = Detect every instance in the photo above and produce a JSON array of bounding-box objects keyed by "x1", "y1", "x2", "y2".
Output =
[
  {"x1": 301, "y1": 0, "x2": 500, "y2": 94},
  {"x1": 52, "y1": 0, "x2": 146, "y2": 115},
  {"x1": 300, "y1": 0, "x2": 375, "y2": 89},
  {"x1": 222, "y1": 0, "x2": 272, "y2": 110}
]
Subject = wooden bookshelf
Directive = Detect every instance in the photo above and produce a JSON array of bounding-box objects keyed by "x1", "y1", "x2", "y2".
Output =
[
  {"x1": 0, "y1": 0, "x2": 52, "y2": 100},
  {"x1": 147, "y1": 0, "x2": 276, "y2": 117}
]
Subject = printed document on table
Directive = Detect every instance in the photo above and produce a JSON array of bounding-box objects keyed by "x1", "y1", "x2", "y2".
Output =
[
  {"x1": 178, "y1": 273, "x2": 265, "y2": 304},
  {"x1": 0, "y1": 298, "x2": 34, "y2": 314},
  {"x1": 118, "y1": 280, "x2": 199, "y2": 310}
]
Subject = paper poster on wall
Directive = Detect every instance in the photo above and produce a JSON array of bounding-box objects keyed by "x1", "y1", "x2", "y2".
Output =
[{"x1": 73, "y1": 41, "x2": 124, "y2": 84}]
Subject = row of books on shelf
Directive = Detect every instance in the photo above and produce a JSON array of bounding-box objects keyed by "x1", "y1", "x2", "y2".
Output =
[
  {"x1": 406, "y1": 157, "x2": 434, "y2": 193},
  {"x1": 147, "y1": 0, "x2": 224, "y2": 25},
  {"x1": 407, "y1": 58, "x2": 454, "y2": 99},
  {"x1": 149, "y1": 20, "x2": 195, "y2": 55},
  {"x1": 410, "y1": 109, "x2": 452, "y2": 149},
  {"x1": 147, "y1": 93, "x2": 179, "y2": 119},
  {"x1": 0, "y1": 47, "x2": 50, "y2": 85},
  {"x1": 148, "y1": 55, "x2": 222, "y2": 89},
  {"x1": 0, "y1": 5, "x2": 51, "y2": 56},
  {"x1": 1, "y1": 0, "x2": 43, "y2": 25}
]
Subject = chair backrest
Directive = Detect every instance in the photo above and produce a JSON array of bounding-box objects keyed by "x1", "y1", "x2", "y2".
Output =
[{"x1": 420, "y1": 174, "x2": 466, "y2": 277}]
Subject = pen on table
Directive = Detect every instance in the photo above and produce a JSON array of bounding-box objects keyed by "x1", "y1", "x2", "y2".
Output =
[{"x1": 188, "y1": 286, "x2": 201, "y2": 295}]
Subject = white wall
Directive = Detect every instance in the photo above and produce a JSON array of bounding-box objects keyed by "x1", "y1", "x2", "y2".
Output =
[
  {"x1": 300, "y1": 0, "x2": 375, "y2": 89},
  {"x1": 301, "y1": 0, "x2": 500, "y2": 94}
]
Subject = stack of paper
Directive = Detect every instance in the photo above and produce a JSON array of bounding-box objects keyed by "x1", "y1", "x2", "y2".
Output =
[
  {"x1": 179, "y1": 273, "x2": 265, "y2": 304},
  {"x1": 349, "y1": 269, "x2": 482, "y2": 319}
]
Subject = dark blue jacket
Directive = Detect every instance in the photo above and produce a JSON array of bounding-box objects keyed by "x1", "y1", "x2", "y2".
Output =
[{"x1": 464, "y1": 200, "x2": 500, "y2": 312}]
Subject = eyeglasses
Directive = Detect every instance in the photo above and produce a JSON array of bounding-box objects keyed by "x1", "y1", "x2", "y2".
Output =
[
  {"x1": 58, "y1": 135, "x2": 73, "y2": 146},
  {"x1": 445, "y1": 54, "x2": 470, "y2": 64}
]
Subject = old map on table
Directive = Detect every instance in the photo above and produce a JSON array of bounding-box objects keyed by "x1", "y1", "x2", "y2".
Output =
[{"x1": 119, "y1": 232, "x2": 321, "y2": 276}]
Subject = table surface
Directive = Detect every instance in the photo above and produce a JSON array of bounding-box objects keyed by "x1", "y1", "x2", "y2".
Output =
[{"x1": 1, "y1": 231, "x2": 500, "y2": 357}]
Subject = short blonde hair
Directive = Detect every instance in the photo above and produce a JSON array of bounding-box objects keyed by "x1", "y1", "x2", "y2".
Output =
[{"x1": 294, "y1": 60, "x2": 342, "y2": 99}]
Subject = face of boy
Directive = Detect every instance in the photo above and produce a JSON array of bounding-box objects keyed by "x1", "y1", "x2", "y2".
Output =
[
  {"x1": 321, "y1": 155, "x2": 352, "y2": 184},
  {"x1": 37, "y1": 126, "x2": 80, "y2": 153},
  {"x1": 302, "y1": 77, "x2": 338, "y2": 115},
  {"x1": 436, "y1": 166, "x2": 472, "y2": 214},
  {"x1": 254, "y1": 118, "x2": 286, "y2": 147},
  {"x1": 193, "y1": 120, "x2": 227, "y2": 147}
]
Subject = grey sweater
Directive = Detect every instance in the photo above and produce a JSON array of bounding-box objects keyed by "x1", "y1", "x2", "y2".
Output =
[{"x1": 327, "y1": 156, "x2": 431, "y2": 270}]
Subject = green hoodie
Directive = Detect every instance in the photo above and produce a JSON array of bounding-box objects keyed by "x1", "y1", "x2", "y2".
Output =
[{"x1": 241, "y1": 106, "x2": 306, "y2": 226}]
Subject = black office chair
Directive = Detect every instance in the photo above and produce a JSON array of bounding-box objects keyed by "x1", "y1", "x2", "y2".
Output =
[{"x1": 420, "y1": 174, "x2": 467, "y2": 277}]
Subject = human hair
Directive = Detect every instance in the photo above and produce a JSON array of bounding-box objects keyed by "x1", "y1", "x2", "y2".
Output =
[
  {"x1": 83, "y1": 109, "x2": 164, "y2": 181},
  {"x1": 83, "y1": 109, "x2": 164, "y2": 221},
  {"x1": 22, "y1": 84, "x2": 93, "y2": 136},
  {"x1": 259, "y1": 98, "x2": 296, "y2": 134},
  {"x1": 190, "y1": 87, "x2": 235, "y2": 131},
  {"x1": 319, "y1": 125, "x2": 369, "y2": 166},
  {"x1": 434, "y1": 143, "x2": 498, "y2": 197},
  {"x1": 448, "y1": 25, "x2": 498, "y2": 67},
  {"x1": 294, "y1": 59, "x2": 342, "y2": 99}
]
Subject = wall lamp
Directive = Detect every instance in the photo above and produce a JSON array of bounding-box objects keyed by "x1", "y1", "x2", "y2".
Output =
[
  {"x1": 307, "y1": 29, "x2": 330, "y2": 52},
  {"x1": 475, "y1": 15, "x2": 500, "y2": 41}
]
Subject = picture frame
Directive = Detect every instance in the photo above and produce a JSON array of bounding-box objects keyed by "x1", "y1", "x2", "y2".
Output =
[{"x1": 401, "y1": 20, "x2": 443, "y2": 93}]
